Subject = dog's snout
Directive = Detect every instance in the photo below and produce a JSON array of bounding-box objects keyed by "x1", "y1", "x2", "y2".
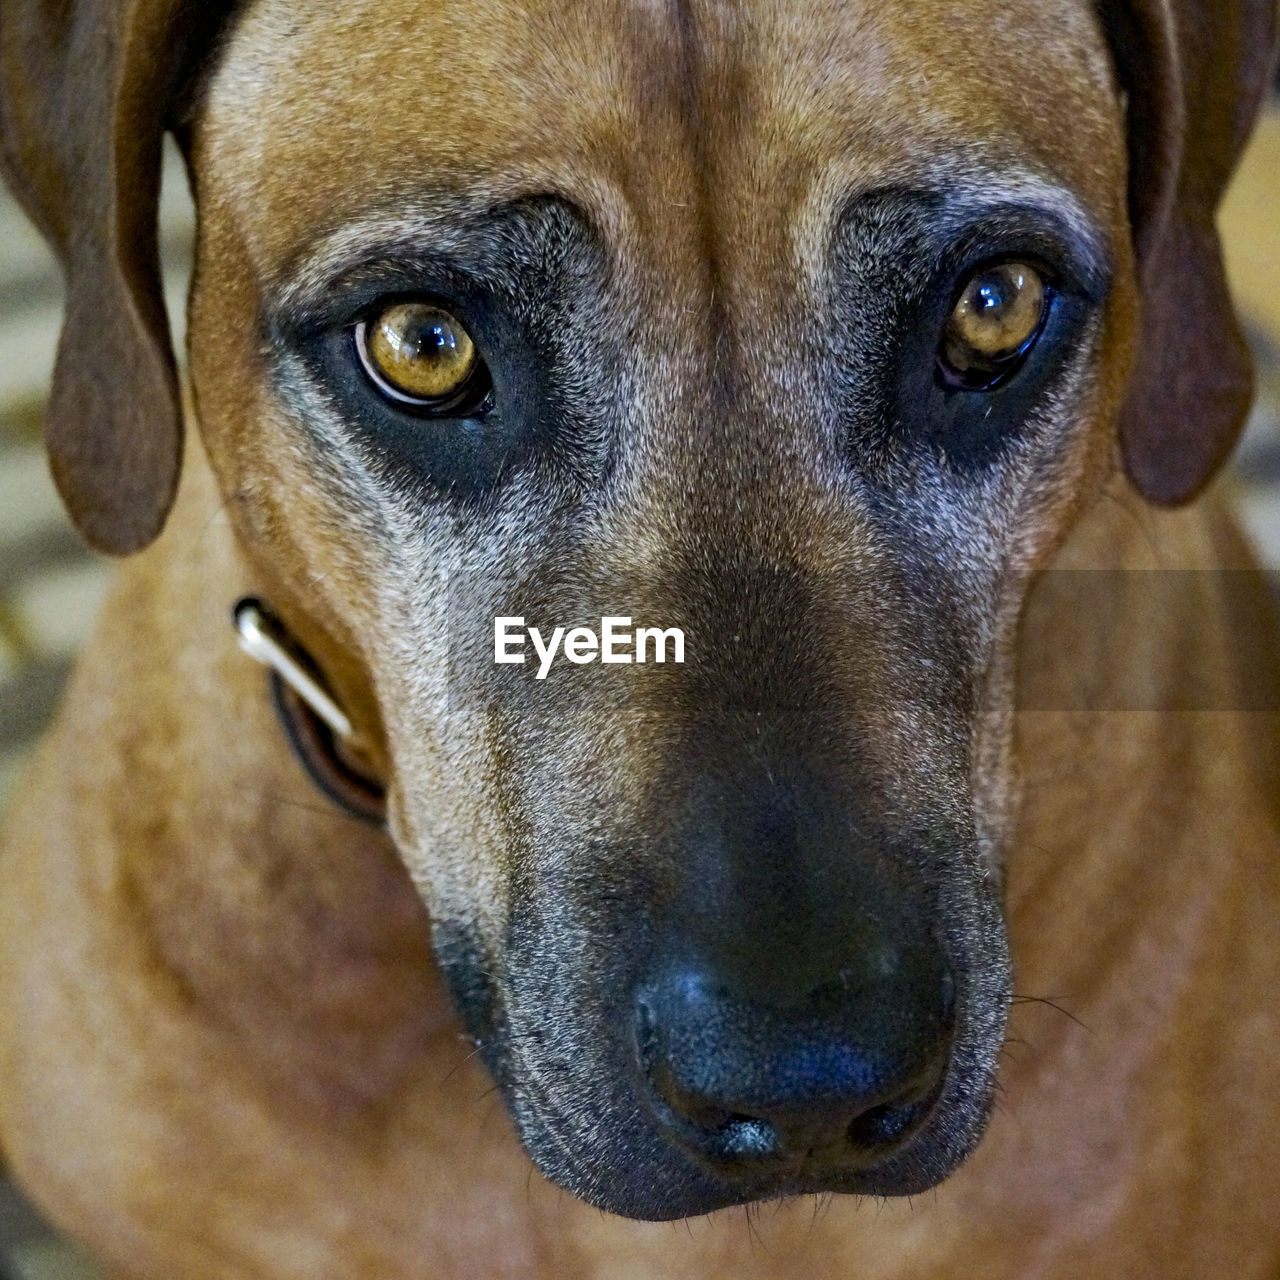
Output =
[
  {"x1": 635, "y1": 939, "x2": 954, "y2": 1173},
  {"x1": 623, "y1": 774, "x2": 959, "y2": 1178}
]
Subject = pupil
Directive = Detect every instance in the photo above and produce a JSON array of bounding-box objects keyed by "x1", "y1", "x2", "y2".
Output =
[
  {"x1": 413, "y1": 323, "x2": 454, "y2": 360},
  {"x1": 976, "y1": 274, "x2": 1013, "y2": 316}
]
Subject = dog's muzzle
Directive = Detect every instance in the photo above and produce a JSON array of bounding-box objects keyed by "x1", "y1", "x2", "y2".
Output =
[
  {"x1": 634, "y1": 928, "x2": 954, "y2": 1176},
  {"x1": 440, "y1": 768, "x2": 1008, "y2": 1221}
]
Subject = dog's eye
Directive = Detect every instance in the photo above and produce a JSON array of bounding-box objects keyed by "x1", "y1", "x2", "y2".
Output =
[
  {"x1": 355, "y1": 301, "x2": 489, "y2": 413},
  {"x1": 939, "y1": 262, "x2": 1047, "y2": 390}
]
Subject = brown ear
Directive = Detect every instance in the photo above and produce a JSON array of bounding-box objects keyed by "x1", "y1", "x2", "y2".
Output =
[
  {"x1": 0, "y1": 0, "x2": 225, "y2": 553},
  {"x1": 1104, "y1": 0, "x2": 1279, "y2": 505}
]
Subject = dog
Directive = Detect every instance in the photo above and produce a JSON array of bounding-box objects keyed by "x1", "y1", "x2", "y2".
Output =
[{"x1": 2, "y1": 0, "x2": 1279, "y2": 1275}]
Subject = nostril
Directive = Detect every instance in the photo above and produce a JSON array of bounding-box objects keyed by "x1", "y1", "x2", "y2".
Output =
[
  {"x1": 647, "y1": 1059, "x2": 784, "y2": 1162},
  {"x1": 845, "y1": 1091, "x2": 932, "y2": 1151},
  {"x1": 642, "y1": 1030, "x2": 945, "y2": 1170},
  {"x1": 845, "y1": 1057, "x2": 949, "y2": 1153},
  {"x1": 635, "y1": 958, "x2": 954, "y2": 1172}
]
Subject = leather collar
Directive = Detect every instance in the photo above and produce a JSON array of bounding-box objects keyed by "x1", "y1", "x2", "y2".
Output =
[{"x1": 234, "y1": 598, "x2": 386, "y2": 826}]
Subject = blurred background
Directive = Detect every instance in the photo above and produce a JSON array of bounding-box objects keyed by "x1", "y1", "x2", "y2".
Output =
[{"x1": 0, "y1": 107, "x2": 1279, "y2": 1279}]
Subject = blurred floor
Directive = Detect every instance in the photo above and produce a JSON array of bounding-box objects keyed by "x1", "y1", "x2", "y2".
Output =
[
  {"x1": 1, "y1": 114, "x2": 1280, "y2": 1278},
  {"x1": 1222, "y1": 108, "x2": 1280, "y2": 564}
]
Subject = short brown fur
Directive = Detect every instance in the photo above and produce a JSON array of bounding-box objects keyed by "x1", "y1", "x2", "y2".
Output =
[{"x1": 2, "y1": 0, "x2": 1280, "y2": 1275}]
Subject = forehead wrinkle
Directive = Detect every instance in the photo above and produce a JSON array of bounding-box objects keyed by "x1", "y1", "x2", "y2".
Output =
[
  {"x1": 199, "y1": 0, "x2": 1124, "y2": 295},
  {"x1": 197, "y1": 0, "x2": 696, "y2": 264},
  {"x1": 605, "y1": 0, "x2": 1125, "y2": 347}
]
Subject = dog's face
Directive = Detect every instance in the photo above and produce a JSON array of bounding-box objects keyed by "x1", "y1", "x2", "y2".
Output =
[
  {"x1": 2, "y1": 0, "x2": 1267, "y2": 1228},
  {"x1": 179, "y1": 0, "x2": 1140, "y2": 1219}
]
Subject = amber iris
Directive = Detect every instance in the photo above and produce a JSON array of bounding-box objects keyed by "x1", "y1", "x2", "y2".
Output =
[
  {"x1": 942, "y1": 262, "x2": 1046, "y2": 385},
  {"x1": 358, "y1": 302, "x2": 479, "y2": 406}
]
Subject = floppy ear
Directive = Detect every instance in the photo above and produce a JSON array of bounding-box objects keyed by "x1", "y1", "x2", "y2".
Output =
[
  {"x1": 1104, "y1": 0, "x2": 1279, "y2": 505},
  {"x1": 0, "y1": 0, "x2": 225, "y2": 553}
]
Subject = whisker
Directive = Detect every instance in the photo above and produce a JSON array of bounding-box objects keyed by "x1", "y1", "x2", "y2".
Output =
[
  {"x1": 1010, "y1": 992, "x2": 1090, "y2": 1031},
  {"x1": 439, "y1": 1040, "x2": 485, "y2": 1086}
]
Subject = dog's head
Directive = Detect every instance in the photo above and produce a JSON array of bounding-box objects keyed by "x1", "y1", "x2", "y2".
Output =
[{"x1": 2, "y1": 0, "x2": 1273, "y2": 1221}]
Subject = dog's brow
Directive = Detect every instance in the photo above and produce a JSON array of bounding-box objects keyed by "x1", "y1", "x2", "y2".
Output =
[
  {"x1": 948, "y1": 180, "x2": 1109, "y2": 277},
  {"x1": 832, "y1": 172, "x2": 1110, "y2": 286},
  {"x1": 275, "y1": 194, "x2": 612, "y2": 313},
  {"x1": 947, "y1": 171, "x2": 1100, "y2": 237}
]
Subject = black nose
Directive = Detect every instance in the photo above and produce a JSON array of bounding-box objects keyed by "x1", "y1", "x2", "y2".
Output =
[
  {"x1": 633, "y1": 768, "x2": 958, "y2": 1175},
  {"x1": 635, "y1": 940, "x2": 954, "y2": 1172}
]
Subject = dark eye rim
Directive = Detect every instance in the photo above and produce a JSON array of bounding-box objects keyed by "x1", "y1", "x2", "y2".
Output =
[
  {"x1": 352, "y1": 301, "x2": 494, "y2": 418},
  {"x1": 935, "y1": 259, "x2": 1054, "y2": 394}
]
